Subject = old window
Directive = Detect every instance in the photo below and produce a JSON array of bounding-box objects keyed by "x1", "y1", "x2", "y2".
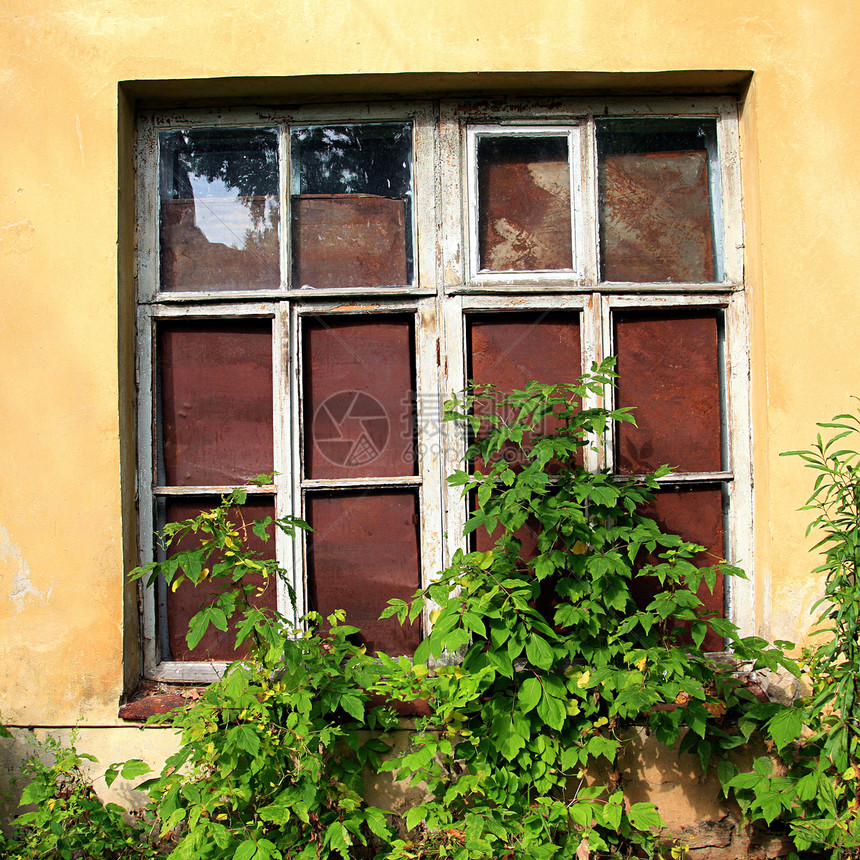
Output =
[{"x1": 136, "y1": 97, "x2": 749, "y2": 680}]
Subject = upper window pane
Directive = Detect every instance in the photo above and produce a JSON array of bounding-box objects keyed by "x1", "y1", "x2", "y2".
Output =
[
  {"x1": 598, "y1": 118, "x2": 721, "y2": 283},
  {"x1": 159, "y1": 128, "x2": 280, "y2": 292},
  {"x1": 477, "y1": 134, "x2": 573, "y2": 272},
  {"x1": 290, "y1": 123, "x2": 413, "y2": 289}
]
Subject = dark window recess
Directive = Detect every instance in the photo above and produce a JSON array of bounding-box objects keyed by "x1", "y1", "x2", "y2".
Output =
[
  {"x1": 159, "y1": 497, "x2": 277, "y2": 662},
  {"x1": 302, "y1": 315, "x2": 416, "y2": 480},
  {"x1": 157, "y1": 320, "x2": 274, "y2": 487},
  {"x1": 614, "y1": 310, "x2": 722, "y2": 475},
  {"x1": 598, "y1": 118, "x2": 719, "y2": 283},
  {"x1": 305, "y1": 490, "x2": 422, "y2": 656},
  {"x1": 477, "y1": 136, "x2": 572, "y2": 271},
  {"x1": 291, "y1": 123, "x2": 413, "y2": 288},
  {"x1": 159, "y1": 128, "x2": 280, "y2": 292}
]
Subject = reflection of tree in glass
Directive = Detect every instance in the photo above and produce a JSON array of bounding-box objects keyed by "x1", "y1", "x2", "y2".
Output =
[
  {"x1": 292, "y1": 124, "x2": 412, "y2": 199},
  {"x1": 160, "y1": 128, "x2": 279, "y2": 233}
]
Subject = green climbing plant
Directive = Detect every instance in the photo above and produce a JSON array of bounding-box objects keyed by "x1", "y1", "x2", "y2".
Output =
[{"x1": 379, "y1": 358, "x2": 793, "y2": 860}]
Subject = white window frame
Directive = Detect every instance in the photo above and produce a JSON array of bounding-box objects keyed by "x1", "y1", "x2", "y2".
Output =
[{"x1": 135, "y1": 95, "x2": 750, "y2": 681}]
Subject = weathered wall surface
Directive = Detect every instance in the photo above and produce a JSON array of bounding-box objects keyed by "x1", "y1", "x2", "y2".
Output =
[{"x1": 0, "y1": 0, "x2": 858, "y2": 828}]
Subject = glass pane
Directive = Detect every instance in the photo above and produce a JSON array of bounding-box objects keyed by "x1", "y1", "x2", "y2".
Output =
[
  {"x1": 633, "y1": 485, "x2": 726, "y2": 651},
  {"x1": 158, "y1": 320, "x2": 273, "y2": 486},
  {"x1": 468, "y1": 312, "x2": 581, "y2": 468},
  {"x1": 614, "y1": 310, "x2": 722, "y2": 474},
  {"x1": 159, "y1": 497, "x2": 277, "y2": 662},
  {"x1": 477, "y1": 135, "x2": 572, "y2": 271},
  {"x1": 303, "y1": 315, "x2": 415, "y2": 479},
  {"x1": 306, "y1": 490, "x2": 421, "y2": 656},
  {"x1": 159, "y1": 128, "x2": 280, "y2": 292},
  {"x1": 291, "y1": 124, "x2": 413, "y2": 288},
  {"x1": 598, "y1": 119, "x2": 720, "y2": 282}
]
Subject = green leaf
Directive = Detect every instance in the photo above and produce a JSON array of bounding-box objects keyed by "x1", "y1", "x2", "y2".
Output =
[
  {"x1": 462, "y1": 611, "x2": 486, "y2": 637},
  {"x1": 525, "y1": 635, "x2": 555, "y2": 670},
  {"x1": 119, "y1": 759, "x2": 151, "y2": 781},
  {"x1": 230, "y1": 724, "x2": 261, "y2": 757},
  {"x1": 537, "y1": 689, "x2": 566, "y2": 730},
  {"x1": 185, "y1": 611, "x2": 210, "y2": 651},
  {"x1": 252, "y1": 517, "x2": 273, "y2": 541},
  {"x1": 603, "y1": 791, "x2": 623, "y2": 829},
  {"x1": 406, "y1": 804, "x2": 428, "y2": 830},
  {"x1": 690, "y1": 620, "x2": 707, "y2": 649},
  {"x1": 518, "y1": 677, "x2": 542, "y2": 713},
  {"x1": 493, "y1": 714, "x2": 527, "y2": 761},
  {"x1": 325, "y1": 821, "x2": 352, "y2": 858},
  {"x1": 234, "y1": 840, "x2": 259, "y2": 860},
  {"x1": 753, "y1": 756, "x2": 774, "y2": 777},
  {"x1": 717, "y1": 759, "x2": 738, "y2": 792},
  {"x1": 413, "y1": 636, "x2": 433, "y2": 664},
  {"x1": 697, "y1": 739, "x2": 712, "y2": 774},
  {"x1": 104, "y1": 763, "x2": 120, "y2": 788},
  {"x1": 339, "y1": 693, "x2": 365, "y2": 722},
  {"x1": 766, "y1": 706, "x2": 803, "y2": 751},
  {"x1": 628, "y1": 802, "x2": 663, "y2": 831},
  {"x1": 209, "y1": 607, "x2": 228, "y2": 631}
]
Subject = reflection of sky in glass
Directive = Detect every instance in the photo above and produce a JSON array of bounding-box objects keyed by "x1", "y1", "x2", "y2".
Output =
[{"x1": 190, "y1": 176, "x2": 252, "y2": 249}]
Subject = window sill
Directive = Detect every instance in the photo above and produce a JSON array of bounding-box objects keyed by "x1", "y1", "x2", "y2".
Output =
[{"x1": 118, "y1": 681, "x2": 431, "y2": 723}]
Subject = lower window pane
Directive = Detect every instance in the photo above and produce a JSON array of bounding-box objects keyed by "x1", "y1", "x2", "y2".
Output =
[
  {"x1": 468, "y1": 311, "x2": 582, "y2": 469},
  {"x1": 614, "y1": 310, "x2": 722, "y2": 475},
  {"x1": 158, "y1": 320, "x2": 274, "y2": 486},
  {"x1": 303, "y1": 315, "x2": 416, "y2": 480},
  {"x1": 159, "y1": 497, "x2": 277, "y2": 662},
  {"x1": 306, "y1": 489, "x2": 421, "y2": 656},
  {"x1": 633, "y1": 484, "x2": 726, "y2": 651}
]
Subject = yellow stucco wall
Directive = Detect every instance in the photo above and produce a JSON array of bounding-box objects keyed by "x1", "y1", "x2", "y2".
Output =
[{"x1": 0, "y1": 0, "x2": 858, "y2": 737}]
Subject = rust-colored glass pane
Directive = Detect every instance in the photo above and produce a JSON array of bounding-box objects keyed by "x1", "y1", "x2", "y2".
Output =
[
  {"x1": 306, "y1": 490, "x2": 421, "y2": 656},
  {"x1": 615, "y1": 310, "x2": 721, "y2": 474},
  {"x1": 161, "y1": 497, "x2": 277, "y2": 662},
  {"x1": 158, "y1": 321, "x2": 273, "y2": 486},
  {"x1": 159, "y1": 128, "x2": 280, "y2": 292},
  {"x1": 632, "y1": 485, "x2": 726, "y2": 651},
  {"x1": 598, "y1": 119, "x2": 718, "y2": 282},
  {"x1": 291, "y1": 124, "x2": 412, "y2": 288},
  {"x1": 469, "y1": 312, "x2": 581, "y2": 468},
  {"x1": 478, "y1": 136, "x2": 572, "y2": 271},
  {"x1": 303, "y1": 316, "x2": 415, "y2": 479}
]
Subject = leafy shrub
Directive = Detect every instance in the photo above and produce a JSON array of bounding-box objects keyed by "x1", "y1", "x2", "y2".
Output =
[
  {"x1": 726, "y1": 406, "x2": 860, "y2": 858},
  {"x1": 379, "y1": 359, "x2": 793, "y2": 859},
  {"x1": 0, "y1": 732, "x2": 165, "y2": 859},
  {"x1": 10, "y1": 365, "x2": 856, "y2": 860},
  {"x1": 128, "y1": 487, "x2": 401, "y2": 860}
]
